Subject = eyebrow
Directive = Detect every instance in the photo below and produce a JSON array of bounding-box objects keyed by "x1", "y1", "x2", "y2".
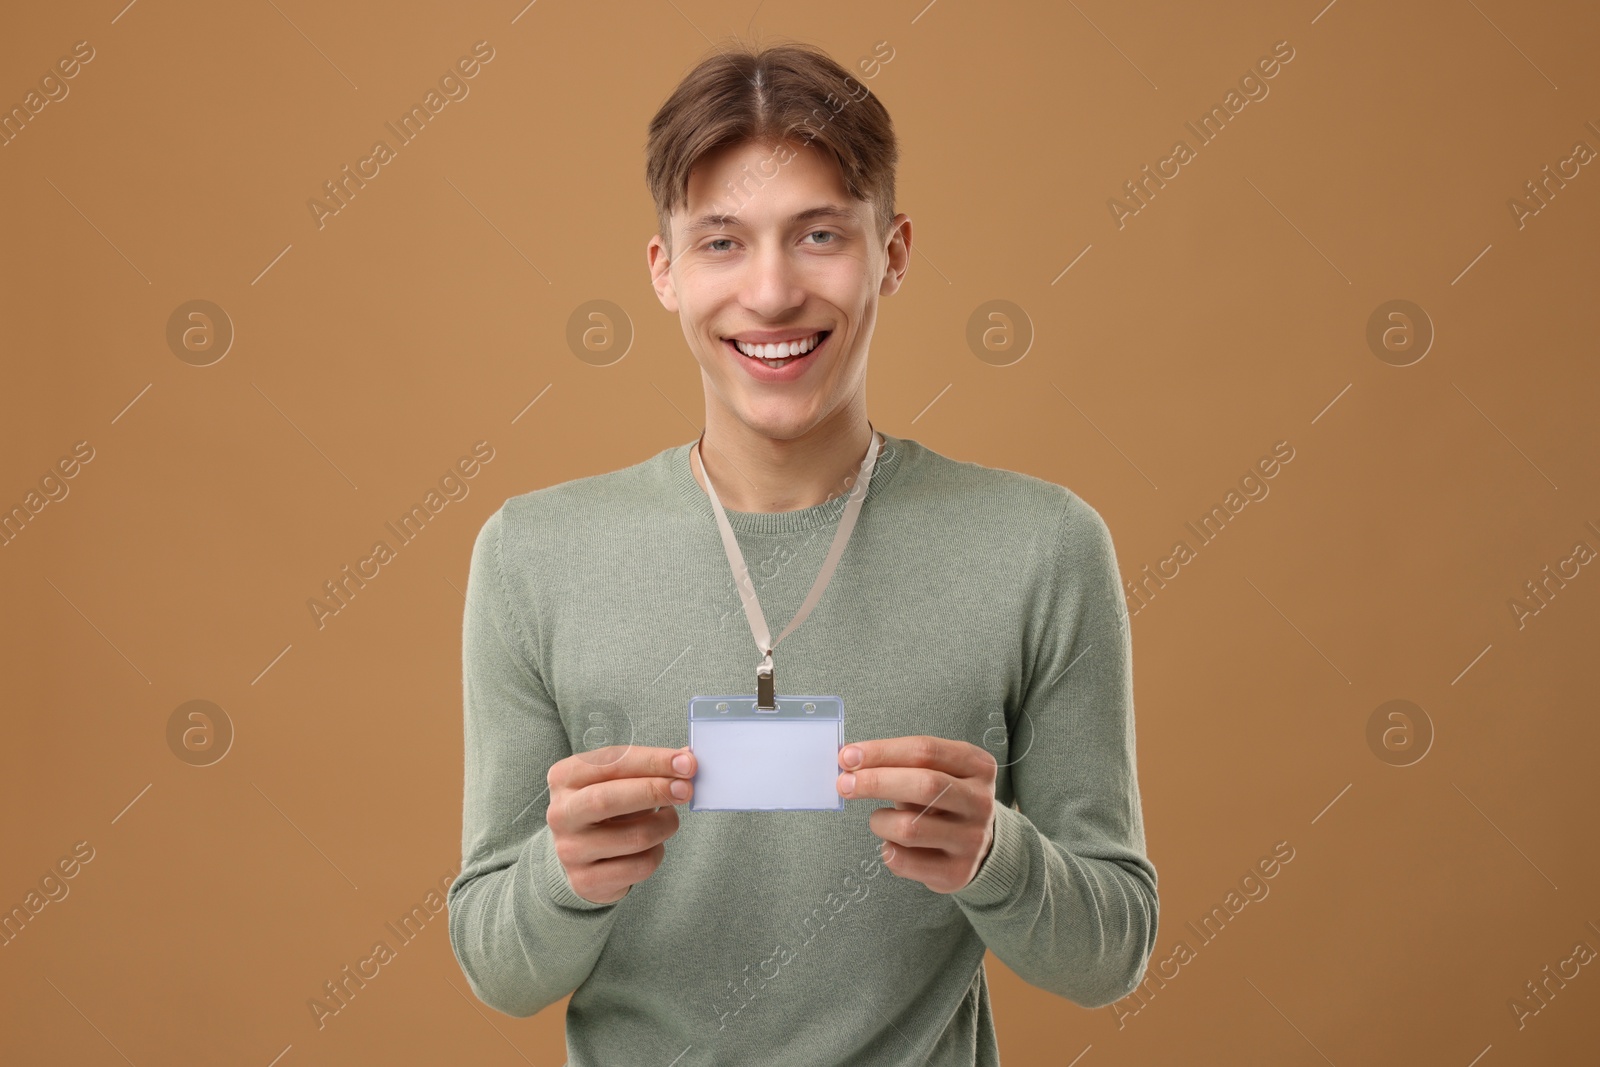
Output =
[{"x1": 682, "y1": 204, "x2": 858, "y2": 237}]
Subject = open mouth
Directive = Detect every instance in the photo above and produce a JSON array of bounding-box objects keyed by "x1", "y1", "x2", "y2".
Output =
[{"x1": 722, "y1": 329, "x2": 831, "y2": 370}]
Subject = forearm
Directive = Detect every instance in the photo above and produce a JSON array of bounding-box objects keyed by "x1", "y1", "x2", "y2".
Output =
[
  {"x1": 953, "y1": 802, "x2": 1158, "y2": 1007},
  {"x1": 448, "y1": 823, "x2": 622, "y2": 1018}
]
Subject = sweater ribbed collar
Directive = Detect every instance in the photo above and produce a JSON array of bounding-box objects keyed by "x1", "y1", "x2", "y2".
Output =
[{"x1": 669, "y1": 430, "x2": 910, "y2": 535}]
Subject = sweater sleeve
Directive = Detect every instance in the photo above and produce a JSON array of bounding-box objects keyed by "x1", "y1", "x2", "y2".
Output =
[
  {"x1": 447, "y1": 504, "x2": 624, "y2": 1018},
  {"x1": 951, "y1": 492, "x2": 1159, "y2": 1009}
]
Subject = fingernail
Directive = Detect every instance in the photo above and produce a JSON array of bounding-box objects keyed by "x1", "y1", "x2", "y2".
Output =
[
  {"x1": 841, "y1": 746, "x2": 861, "y2": 769},
  {"x1": 839, "y1": 772, "x2": 855, "y2": 794},
  {"x1": 673, "y1": 753, "x2": 691, "y2": 775},
  {"x1": 671, "y1": 779, "x2": 690, "y2": 799}
]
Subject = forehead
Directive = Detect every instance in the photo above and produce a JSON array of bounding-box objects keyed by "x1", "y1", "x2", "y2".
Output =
[{"x1": 678, "y1": 138, "x2": 861, "y2": 229}]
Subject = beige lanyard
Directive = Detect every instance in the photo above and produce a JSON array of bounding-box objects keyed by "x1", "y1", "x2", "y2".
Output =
[{"x1": 694, "y1": 425, "x2": 881, "y2": 708}]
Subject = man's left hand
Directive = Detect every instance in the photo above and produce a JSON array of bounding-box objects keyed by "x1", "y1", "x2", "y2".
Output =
[{"x1": 837, "y1": 736, "x2": 998, "y2": 894}]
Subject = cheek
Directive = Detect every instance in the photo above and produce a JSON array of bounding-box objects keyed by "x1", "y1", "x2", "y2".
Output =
[
  {"x1": 678, "y1": 301, "x2": 720, "y2": 349},
  {"x1": 818, "y1": 264, "x2": 868, "y2": 304},
  {"x1": 837, "y1": 316, "x2": 875, "y2": 367}
]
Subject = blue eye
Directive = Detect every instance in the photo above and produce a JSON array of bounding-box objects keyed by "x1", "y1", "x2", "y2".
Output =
[{"x1": 705, "y1": 231, "x2": 838, "y2": 253}]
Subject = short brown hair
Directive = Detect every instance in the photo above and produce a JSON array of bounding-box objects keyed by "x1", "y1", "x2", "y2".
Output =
[{"x1": 645, "y1": 38, "x2": 899, "y2": 258}]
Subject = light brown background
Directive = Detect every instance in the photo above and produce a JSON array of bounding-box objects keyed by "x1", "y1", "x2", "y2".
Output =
[{"x1": 3, "y1": 0, "x2": 1597, "y2": 1064}]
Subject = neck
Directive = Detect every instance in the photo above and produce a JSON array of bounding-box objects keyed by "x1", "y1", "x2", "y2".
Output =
[{"x1": 691, "y1": 408, "x2": 878, "y2": 513}]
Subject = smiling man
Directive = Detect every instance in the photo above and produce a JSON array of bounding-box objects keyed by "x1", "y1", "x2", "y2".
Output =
[{"x1": 448, "y1": 38, "x2": 1158, "y2": 1067}]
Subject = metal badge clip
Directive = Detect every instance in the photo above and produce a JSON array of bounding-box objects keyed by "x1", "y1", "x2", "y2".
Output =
[{"x1": 756, "y1": 650, "x2": 776, "y2": 710}]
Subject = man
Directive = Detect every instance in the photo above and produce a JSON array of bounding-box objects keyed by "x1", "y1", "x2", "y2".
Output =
[{"x1": 448, "y1": 38, "x2": 1157, "y2": 1066}]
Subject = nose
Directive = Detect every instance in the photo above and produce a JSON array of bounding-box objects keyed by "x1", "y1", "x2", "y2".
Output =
[{"x1": 738, "y1": 241, "x2": 807, "y2": 320}]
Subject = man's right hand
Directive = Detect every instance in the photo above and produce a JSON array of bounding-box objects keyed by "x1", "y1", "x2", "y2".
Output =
[{"x1": 546, "y1": 744, "x2": 697, "y2": 905}]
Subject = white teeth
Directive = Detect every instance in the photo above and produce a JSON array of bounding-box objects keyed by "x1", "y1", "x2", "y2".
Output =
[{"x1": 731, "y1": 332, "x2": 824, "y2": 358}]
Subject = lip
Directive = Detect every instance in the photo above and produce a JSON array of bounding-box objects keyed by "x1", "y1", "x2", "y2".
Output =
[
  {"x1": 724, "y1": 328, "x2": 829, "y2": 344},
  {"x1": 723, "y1": 330, "x2": 830, "y2": 383}
]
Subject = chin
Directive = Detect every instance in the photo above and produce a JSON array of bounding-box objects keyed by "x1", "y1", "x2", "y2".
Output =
[{"x1": 731, "y1": 403, "x2": 825, "y2": 441}]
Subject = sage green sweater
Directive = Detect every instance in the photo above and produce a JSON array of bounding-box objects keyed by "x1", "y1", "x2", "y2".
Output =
[{"x1": 448, "y1": 432, "x2": 1158, "y2": 1066}]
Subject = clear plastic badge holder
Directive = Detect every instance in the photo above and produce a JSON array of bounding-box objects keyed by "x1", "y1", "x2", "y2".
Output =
[{"x1": 688, "y1": 695, "x2": 844, "y2": 812}]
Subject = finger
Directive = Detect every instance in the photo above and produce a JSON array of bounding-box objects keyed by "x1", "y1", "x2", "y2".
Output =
[
  {"x1": 868, "y1": 804, "x2": 972, "y2": 853},
  {"x1": 567, "y1": 774, "x2": 693, "y2": 828},
  {"x1": 573, "y1": 808, "x2": 680, "y2": 864},
  {"x1": 554, "y1": 744, "x2": 697, "y2": 792},
  {"x1": 838, "y1": 766, "x2": 975, "y2": 816},
  {"x1": 839, "y1": 736, "x2": 996, "y2": 781},
  {"x1": 874, "y1": 840, "x2": 967, "y2": 894},
  {"x1": 600, "y1": 806, "x2": 660, "y2": 825},
  {"x1": 574, "y1": 841, "x2": 667, "y2": 901}
]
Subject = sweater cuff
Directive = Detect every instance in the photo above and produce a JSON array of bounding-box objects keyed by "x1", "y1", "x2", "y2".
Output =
[
  {"x1": 952, "y1": 802, "x2": 1028, "y2": 909},
  {"x1": 541, "y1": 833, "x2": 623, "y2": 912}
]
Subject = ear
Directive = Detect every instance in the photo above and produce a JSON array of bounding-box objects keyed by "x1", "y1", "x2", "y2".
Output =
[
  {"x1": 879, "y1": 213, "x2": 912, "y2": 297},
  {"x1": 647, "y1": 234, "x2": 679, "y2": 313}
]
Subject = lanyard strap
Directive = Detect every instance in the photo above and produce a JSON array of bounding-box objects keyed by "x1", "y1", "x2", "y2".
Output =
[{"x1": 695, "y1": 425, "x2": 881, "y2": 707}]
